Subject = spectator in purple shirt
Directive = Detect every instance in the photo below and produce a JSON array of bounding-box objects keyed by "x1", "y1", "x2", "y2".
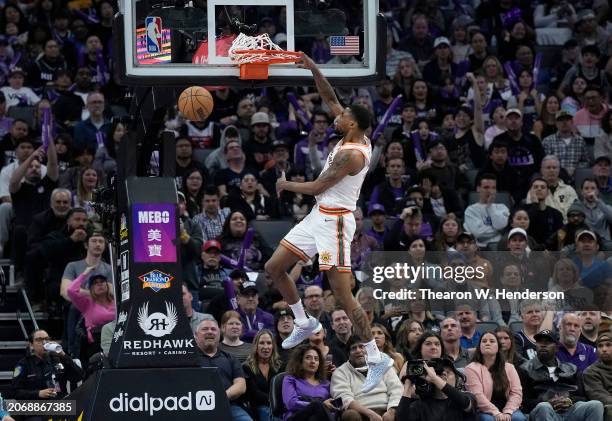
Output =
[
  {"x1": 556, "y1": 313, "x2": 597, "y2": 373},
  {"x1": 236, "y1": 281, "x2": 275, "y2": 343},
  {"x1": 282, "y1": 344, "x2": 335, "y2": 421}
]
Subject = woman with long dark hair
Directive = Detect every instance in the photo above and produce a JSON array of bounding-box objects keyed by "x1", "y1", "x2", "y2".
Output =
[
  {"x1": 217, "y1": 210, "x2": 272, "y2": 270},
  {"x1": 243, "y1": 329, "x2": 282, "y2": 421},
  {"x1": 282, "y1": 344, "x2": 336, "y2": 421},
  {"x1": 181, "y1": 168, "x2": 206, "y2": 218},
  {"x1": 399, "y1": 331, "x2": 445, "y2": 379},
  {"x1": 371, "y1": 323, "x2": 404, "y2": 374},
  {"x1": 533, "y1": 95, "x2": 561, "y2": 140},
  {"x1": 465, "y1": 332, "x2": 526, "y2": 421},
  {"x1": 406, "y1": 79, "x2": 438, "y2": 122},
  {"x1": 433, "y1": 214, "x2": 462, "y2": 251},
  {"x1": 495, "y1": 326, "x2": 526, "y2": 367},
  {"x1": 94, "y1": 119, "x2": 126, "y2": 183},
  {"x1": 394, "y1": 319, "x2": 425, "y2": 359}
]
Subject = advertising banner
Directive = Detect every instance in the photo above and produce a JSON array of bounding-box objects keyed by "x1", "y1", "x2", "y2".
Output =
[
  {"x1": 53, "y1": 367, "x2": 231, "y2": 420},
  {"x1": 132, "y1": 203, "x2": 177, "y2": 263}
]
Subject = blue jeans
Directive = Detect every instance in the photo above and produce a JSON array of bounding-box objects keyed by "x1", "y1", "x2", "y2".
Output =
[
  {"x1": 528, "y1": 401, "x2": 604, "y2": 421},
  {"x1": 479, "y1": 410, "x2": 527, "y2": 421},
  {"x1": 256, "y1": 405, "x2": 280, "y2": 421},
  {"x1": 231, "y1": 404, "x2": 253, "y2": 421}
]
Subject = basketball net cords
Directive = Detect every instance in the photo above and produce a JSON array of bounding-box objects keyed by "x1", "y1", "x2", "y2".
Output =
[{"x1": 229, "y1": 33, "x2": 300, "y2": 64}]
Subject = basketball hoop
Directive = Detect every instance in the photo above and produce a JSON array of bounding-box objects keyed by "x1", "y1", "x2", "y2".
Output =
[{"x1": 229, "y1": 33, "x2": 303, "y2": 80}]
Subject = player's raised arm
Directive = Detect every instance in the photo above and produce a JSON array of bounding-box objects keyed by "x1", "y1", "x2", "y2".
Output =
[
  {"x1": 297, "y1": 54, "x2": 343, "y2": 117},
  {"x1": 276, "y1": 148, "x2": 364, "y2": 197}
]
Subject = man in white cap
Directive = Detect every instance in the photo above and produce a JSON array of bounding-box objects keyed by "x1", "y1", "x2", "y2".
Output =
[
  {"x1": 505, "y1": 226, "x2": 553, "y2": 290},
  {"x1": 244, "y1": 111, "x2": 273, "y2": 171},
  {"x1": 573, "y1": 230, "x2": 612, "y2": 309}
]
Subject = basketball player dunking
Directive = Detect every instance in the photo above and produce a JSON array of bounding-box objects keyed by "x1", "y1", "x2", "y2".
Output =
[{"x1": 265, "y1": 54, "x2": 392, "y2": 392}]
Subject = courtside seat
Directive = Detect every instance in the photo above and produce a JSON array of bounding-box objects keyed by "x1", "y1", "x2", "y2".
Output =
[
  {"x1": 574, "y1": 167, "x2": 593, "y2": 191},
  {"x1": 7, "y1": 106, "x2": 35, "y2": 128},
  {"x1": 476, "y1": 321, "x2": 499, "y2": 335},
  {"x1": 509, "y1": 321, "x2": 523, "y2": 334},
  {"x1": 269, "y1": 371, "x2": 287, "y2": 419}
]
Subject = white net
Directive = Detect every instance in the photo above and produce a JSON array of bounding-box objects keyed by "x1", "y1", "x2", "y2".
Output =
[{"x1": 228, "y1": 33, "x2": 301, "y2": 64}]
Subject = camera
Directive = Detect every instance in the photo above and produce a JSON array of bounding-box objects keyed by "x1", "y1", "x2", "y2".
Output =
[{"x1": 402, "y1": 358, "x2": 447, "y2": 397}]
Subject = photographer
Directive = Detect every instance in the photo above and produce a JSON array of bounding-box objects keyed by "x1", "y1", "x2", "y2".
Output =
[
  {"x1": 11, "y1": 330, "x2": 83, "y2": 407},
  {"x1": 396, "y1": 357, "x2": 477, "y2": 421}
]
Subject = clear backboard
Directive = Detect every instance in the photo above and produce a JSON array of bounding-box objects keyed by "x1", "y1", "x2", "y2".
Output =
[{"x1": 114, "y1": 0, "x2": 385, "y2": 86}]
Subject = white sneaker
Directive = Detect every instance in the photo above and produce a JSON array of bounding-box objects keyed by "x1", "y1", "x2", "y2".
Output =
[{"x1": 281, "y1": 318, "x2": 322, "y2": 349}]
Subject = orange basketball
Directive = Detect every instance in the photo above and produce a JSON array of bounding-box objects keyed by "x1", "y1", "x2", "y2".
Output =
[{"x1": 178, "y1": 86, "x2": 214, "y2": 121}]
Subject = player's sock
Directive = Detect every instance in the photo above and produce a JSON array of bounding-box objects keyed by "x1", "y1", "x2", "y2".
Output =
[
  {"x1": 364, "y1": 339, "x2": 382, "y2": 363},
  {"x1": 289, "y1": 300, "x2": 309, "y2": 327}
]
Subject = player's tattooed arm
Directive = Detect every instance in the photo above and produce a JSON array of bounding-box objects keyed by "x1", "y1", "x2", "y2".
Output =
[
  {"x1": 296, "y1": 54, "x2": 343, "y2": 117},
  {"x1": 350, "y1": 306, "x2": 372, "y2": 342},
  {"x1": 276, "y1": 149, "x2": 364, "y2": 196}
]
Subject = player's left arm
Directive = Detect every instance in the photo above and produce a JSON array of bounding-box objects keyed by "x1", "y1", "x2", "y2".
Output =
[{"x1": 277, "y1": 149, "x2": 364, "y2": 196}]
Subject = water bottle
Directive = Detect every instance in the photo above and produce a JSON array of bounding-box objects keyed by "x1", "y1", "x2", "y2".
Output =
[{"x1": 43, "y1": 342, "x2": 62, "y2": 354}]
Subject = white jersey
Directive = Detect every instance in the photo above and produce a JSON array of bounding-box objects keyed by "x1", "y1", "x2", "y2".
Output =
[{"x1": 315, "y1": 137, "x2": 372, "y2": 211}]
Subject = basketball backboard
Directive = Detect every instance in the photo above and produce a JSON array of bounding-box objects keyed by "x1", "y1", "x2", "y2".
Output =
[{"x1": 114, "y1": 0, "x2": 385, "y2": 86}]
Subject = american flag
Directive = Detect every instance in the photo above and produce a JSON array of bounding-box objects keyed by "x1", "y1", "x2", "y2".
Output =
[{"x1": 329, "y1": 36, "x2": 360, "y2": 55}]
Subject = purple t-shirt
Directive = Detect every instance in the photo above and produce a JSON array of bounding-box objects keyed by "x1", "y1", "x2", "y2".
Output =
[
  {"x1": 556, "y1": 342, "x2": 597, "y2": 373},
  {"x1": 282, "y1": 375, "x2": 330, "y2": 420}
]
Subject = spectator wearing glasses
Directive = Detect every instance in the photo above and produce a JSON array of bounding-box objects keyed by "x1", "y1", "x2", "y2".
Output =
[
  {"x1": 11, "y1": 329, "x2": 83, "y2": 401},
  {"x1": 574, "y1": 85, "x2": 609, "y2": 142},
  {"x1": 73, "y1": 92, "x2": 110, "y2": 152},
  {"x1": 303, "y1": 285, "x2": 332, "y2": 333}
]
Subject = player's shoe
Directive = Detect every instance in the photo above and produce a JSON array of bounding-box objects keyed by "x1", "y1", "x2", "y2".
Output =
[
  {"x1": 282, "y1": 317, "x2": 322, "y2": 349},
  {"x1": 361, "y1": 353, "x2": 394, "y2": 393}
]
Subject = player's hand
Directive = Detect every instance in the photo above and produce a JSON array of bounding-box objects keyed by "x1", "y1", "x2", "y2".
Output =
[
  {"x1": 2, "y1": 415, "x2": 16, "y2": 421},
  {"x1": 276, "y1": 171, "x2": 287, "y2": 198},
  {"x1": 296, "y1": 53, "x2": 316, "y2": 70}
]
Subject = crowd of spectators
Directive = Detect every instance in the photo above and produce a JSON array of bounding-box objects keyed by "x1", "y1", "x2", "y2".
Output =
[{"x1": 1, "y1": 0, "x2": 612, "y2": 420}]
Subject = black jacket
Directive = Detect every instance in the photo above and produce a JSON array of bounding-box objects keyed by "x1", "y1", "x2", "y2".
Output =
[
  {"x1": 40, "y1": 226, "x2": 86, "y2": 287},
  {"x1": 27, "y1": 208, "x2": 66, "y2": 248},
  {"x1": 517, "y1": 357, "x2": 588, "y2": 413},
  {"x1": 11, "y1": 352, "x2": 83, "y2": 400}
]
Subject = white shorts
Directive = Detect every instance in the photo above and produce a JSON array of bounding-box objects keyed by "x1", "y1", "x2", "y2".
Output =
[{"x1": 280, "y1": 204, "x2": 355, "y2": 273}]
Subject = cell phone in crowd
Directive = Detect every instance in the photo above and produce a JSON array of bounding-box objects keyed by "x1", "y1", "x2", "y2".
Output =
[
  {"x1": 325, "y1": 354, "x2": 334, "y2": 366},
  {"x1": 331, "y1": 397, "x2": 343, "y2": 409}
]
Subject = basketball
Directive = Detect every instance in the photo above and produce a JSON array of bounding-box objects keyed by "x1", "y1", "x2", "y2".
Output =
[{"x1": 178, "y1": 86, "x2": 214, "y2": 121}]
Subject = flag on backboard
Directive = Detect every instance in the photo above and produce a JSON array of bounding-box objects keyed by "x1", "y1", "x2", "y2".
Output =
[{"x1": 329, "y1": 36, "x2": 360, "y2": 55}]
